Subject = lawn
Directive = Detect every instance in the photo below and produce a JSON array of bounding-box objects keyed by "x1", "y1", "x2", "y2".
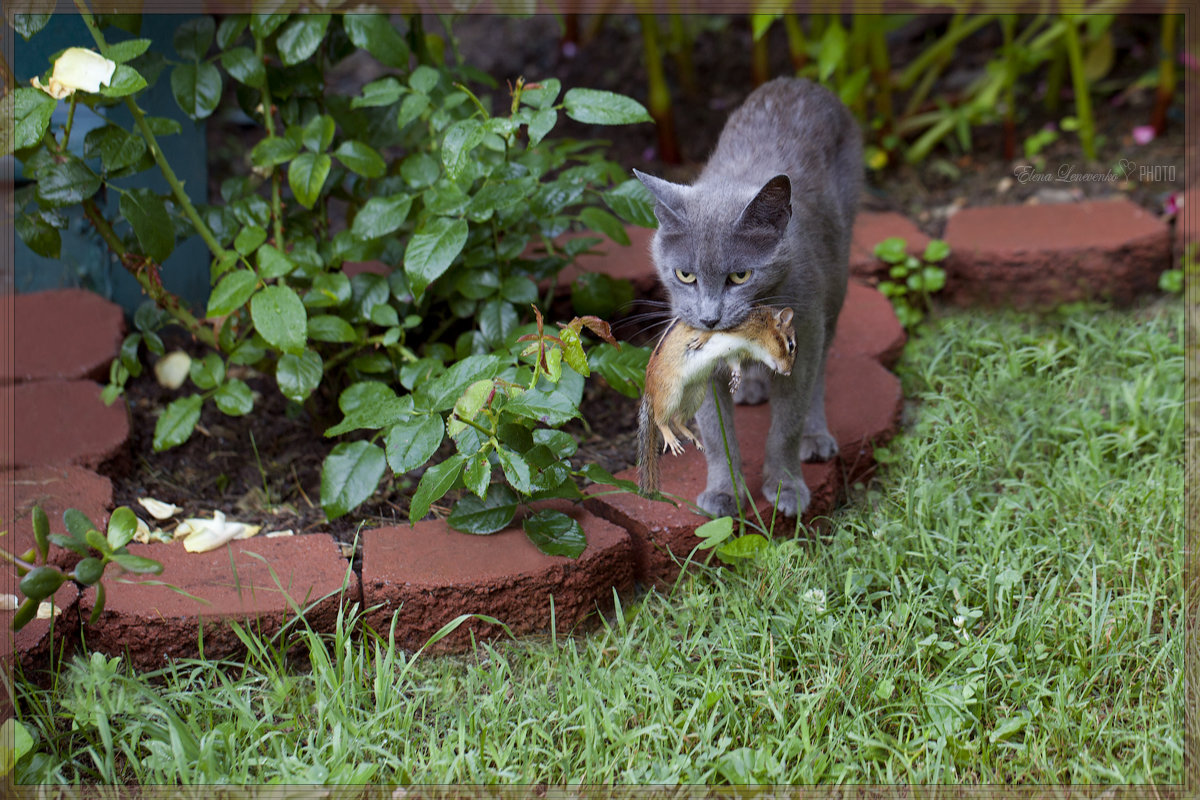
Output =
[{"x1": 10, "y1": 297, "x2": 1185, "y2": 784}]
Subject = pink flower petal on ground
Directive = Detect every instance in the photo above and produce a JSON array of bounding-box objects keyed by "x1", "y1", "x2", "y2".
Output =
[{"x1": 1132, "y1": 126, "x2": 1156, "y2": 145}]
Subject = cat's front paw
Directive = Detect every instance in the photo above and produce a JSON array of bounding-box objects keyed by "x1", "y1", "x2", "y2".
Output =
[
  {"x1": 732, "y1": 373, "x2": 770, "y2": 405},
  {"x1": 762, "y1": 476, "x2": 810, "y2": 518},
  {"x1": 697, "y1": 490, "x2": 741, "y2": 518},
  {"x1": 799, "y1": 430, "x2": 839, "y2": 461}
]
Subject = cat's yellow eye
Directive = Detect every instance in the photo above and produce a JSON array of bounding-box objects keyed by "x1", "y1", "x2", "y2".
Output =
[
  {"x1": 729, "y1": 270, "x2": 752, "y2": 285},
  {"x1": 675, "y1": 269, "x2": 696, "y2": 284}
]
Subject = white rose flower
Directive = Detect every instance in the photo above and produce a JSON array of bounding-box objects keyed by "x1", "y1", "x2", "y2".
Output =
[{"x1": 31, "y1": 47, "x2": 117, "y2": 99}]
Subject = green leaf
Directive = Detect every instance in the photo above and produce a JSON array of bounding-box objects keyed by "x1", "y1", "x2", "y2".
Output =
[
  {"x1": 154, "y1": 394, "x2": 202, "y2": 451},
  {"x1": 15, "y1": 211, "x2": 61, "y2": 259},
  {"x1": 441, "y1": 119, "x2": 486, "y2": 181},
  {"x1": 717, "y1": 533, "x2": 769, "y2": 561},
  {"x1": 404, "y1": 216, "x2": 468, "y2": 298},
  {"x1": 496, "y1": 447, "x2": 534, "y2": 494},
  {"x1": 301, "y1": 114, "x2": 336, "y2": 153},
  {"x1": 106, "y1": 507, "x2": 138, "y2": 550},
  {"x1": 11, "y1": 598, "x2": 39, "y2": 631},
  {"x1": 571, "y1": 272, "x2": 635, "y2": 319},
  {"x1": 73, "y1": 557, "x2": 105, "y2": 585},
  {"x1": 818, "y1": 19, "x2": 847, "y2": 82},
  {"x1": 578, "y1": 462, "x2": 640, "y2": 493},
  {"x1": 923, "y1": 239, "x2": 951, "y2": 263},
  {"x1": 351, "y1": 194, "x2": 412, "y2": 240},
  {"x1": 307, "y1": 315, "x2": 357, "y2": 343},
  {"x1": 13, "y1": 13, "x2": 52, "y2": 40},
  {"x1": 276, "y1": 15, "x2": 330, "y2": 66},
  {"x1": 100, "y1": 65, "x2": 147, "y2": 98},
  {"x1": 534, "y1": 429, "x2": 577, "y2": 458},
  {"x1": 396, "y1": 93, "x2": 430, "y2": 130},
  {"x1": 189, "y1": 353, "x2": 225, "y2": 389},
  {"x1": 447, "y1": 484, "x2": 518, "y2": 534},
  {"x1": 84, "y1": 125, "x2": 146, "y2": 172},
  {"x1": 385, "y1": 415, "x2": 445, "y2": 474},
  {"x1": 13, "y1": 88, "x2": 57, "y2": 152},
  {"x1": 586, "y1": 343, "x2": 648, "y2": 399},
  {"x1": 216, "y1": 15, "x2": 248, "y2": 49},
  {"x1": 251, "y1": 285, "x2": 307, "y2": 354},
  {"x1": 408, "y1": 455, "x2": 466, "y2": 522},
  {"x1": 326, "y1": 391, "x2": 410, "y2": 437},
  {"x1": 32, "y1": 506, "x2": 50, "y2": 561},
  {"x1": 504, "y1": 387, "x2": 579, "y2": 427},
  {"x1": 276, "y1": 349, "x2": 323, "y2": 403},
  {"x1": 171, "y1": 61, "x2": 222, "y2": 120},
  {"x1": 250, "y1": 12, "x2": 288, "y2": 39},
  {"x1": 873, "y1": 237, "x2": 908, "y2": 264},
  {"x1": 525, "y1": 107, "x2": 557, "y2": 147},
  {"x1": 250, "y1": 136, "x2": 299, "y2": 168},
  {"x1": 90, "y1": 582, "x2": 105, "y2": 624},
  {"x1": 557, "y1": 326, "x2": 589, "y2": 377},
  {"x1": 499, "y1": 276, "x2": 538, "y2": 305},
  {"x1": 36, "y1": 157, "x2": 101, "y2": 208},
  {"x1": 18, "y1": 566, "x2": 66, "y2": 604},
  {"x1": 417, "y1": 354, "x2": 504, "y2": 412},
  {"x1": 63, "y1": 509, "x2": 98, "y2": 543},
  {"x1": 321, "y1": 440, "x2": 387, "y2": 520},
  {"x1": 220, "y1": 46, "x2": 265, "y2": 87},
  {"x1": 288, "y1": 152, "x2": 331, "y2": 209},
  {"x1": 563, "y1": 88, "x2": 652, "y2": 125},
  {"x1": 342, "y1": 14, "x2": 410, "y2": 69},
  {"x1": 333, "y1": 140, "x2": 386, "y2": 178},
  {"x1": 214, "y1": 379, "x2": 254, "y2": 416},
  {"x1": 478, "y1": 299, "x2": 518, "y2": 348},
  {"x1": 207, "y1": 270, "x2": 258, "y2": 318},
  {"x1": 579, "y1": 206, "x2": 630, "y2": 246},
  {"x1": 255, "y1": 244, "x2": 293, "y2": 280},
  {"x1": 174, "y1": 16, "x2": 215, "y2": 60},
  {"x1": 463, "y1": 453, "x2": 491, "y2": 498},
  {"x1": 520, "y1": 78, "x2": 561, "y2": 109},
  {"x1": 110, "y1": 552, "x2": 164, "y2": 574},
  {"x1": 409, "y1": 65, "x2": 440, "y2": 94},
  {"x1": 352, "y1": 77, "x2": 406, "y2": 108},
  {"x1": 523, "y1": 510, "x2": 586, "y2": 558},
  {"x1": 120, "y1": 189, "x2": 175, "y2": 263},
  {"x1": 603, "y1": 179, "x2": 657, "y2": 229}
]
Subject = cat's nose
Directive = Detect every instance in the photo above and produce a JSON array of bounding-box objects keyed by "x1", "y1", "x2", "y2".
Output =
[{"x1": 699, "y1": 315, "x2": 720, "y2": 329}]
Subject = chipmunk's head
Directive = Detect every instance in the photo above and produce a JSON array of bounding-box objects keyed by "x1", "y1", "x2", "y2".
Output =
[
  {"x1": 765, "y1": 307, "x2": 796, "y2": 375},
  {"x1": 634, "y1": 170, "x2": 793, "y2": 332}
]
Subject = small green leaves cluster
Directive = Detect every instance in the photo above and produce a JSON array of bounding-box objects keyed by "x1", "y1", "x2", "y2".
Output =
[
  {"x1": 4, "y1": 506, "x2": 163, "y2": 631},
  {"x1": 11, "y1": 10, "x2": 657, "y2": 541},
  {"x1": 874, "y1": 237, "x2": 950, "y2": 330}
]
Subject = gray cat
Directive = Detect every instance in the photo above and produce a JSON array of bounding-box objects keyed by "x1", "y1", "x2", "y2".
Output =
[{"x1": 634, "y1": 77, "x2": 861, "y2": 518}]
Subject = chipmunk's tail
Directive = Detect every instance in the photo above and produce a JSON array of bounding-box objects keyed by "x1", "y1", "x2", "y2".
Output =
[{"x1": 637, "y1": 398, "x2": 660, "y2": 495}]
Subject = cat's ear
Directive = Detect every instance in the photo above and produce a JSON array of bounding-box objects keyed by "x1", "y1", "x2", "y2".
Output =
[
  {"x1": 633, "y1": 169, "x2": 687, "y2": 230},
  {"x1": 736, "y1": 174, "x2": 792, "y2": 235}
]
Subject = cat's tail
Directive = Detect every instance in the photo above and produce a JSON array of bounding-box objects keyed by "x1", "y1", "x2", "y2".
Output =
[{"x1": 637, "y1": 398, "x2": 660, "y2": 495}]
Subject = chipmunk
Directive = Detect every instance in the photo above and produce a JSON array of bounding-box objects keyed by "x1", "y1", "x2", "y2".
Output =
[{"x1": 637, "y1": 306, "x2": 796, "y2": 494}]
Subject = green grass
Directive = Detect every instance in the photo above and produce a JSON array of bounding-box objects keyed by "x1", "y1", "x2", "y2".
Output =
[{"x1": 9, "y1": 299, "x2": 1185, "y2": 784}]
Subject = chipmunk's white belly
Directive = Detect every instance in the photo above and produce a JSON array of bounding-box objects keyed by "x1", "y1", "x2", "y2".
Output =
[{"x1": 679, "y1": 332, "x2": 774, "y2": 382}]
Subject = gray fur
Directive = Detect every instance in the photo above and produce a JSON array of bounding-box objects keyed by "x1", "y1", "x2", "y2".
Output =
[{"x1": 634, "y1": 78, "x2": 861, "y2": 517}]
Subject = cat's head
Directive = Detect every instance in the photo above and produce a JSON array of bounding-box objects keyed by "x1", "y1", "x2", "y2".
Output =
[{"x1": 634, "y1": 169, "x2": 792, "y2": 331}]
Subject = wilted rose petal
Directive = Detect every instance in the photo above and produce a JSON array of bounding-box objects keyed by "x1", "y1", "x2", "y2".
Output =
[
  {"x1": 0, "y1": 595, "x2": 18, "y2": 611},
  {"x1": 138, "y1": 497, "x2": 182, "y2": 520},
  {"x1": 181, "y1": 511, "x2": 261, "y2": 552},
  {"x1": 36, "y1": 601, "x2": 61, "y2": 620}
]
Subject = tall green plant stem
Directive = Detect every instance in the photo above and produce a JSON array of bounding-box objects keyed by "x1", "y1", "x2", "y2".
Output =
[
  {"x1": 666, "y1": 14, "x2": 696, "y2": 95},
  {"x1": 868, "y1": 18, "x2": 893, "y2": 134},
  {"x1": 1001, "y1": 14, "x2": 1018, "y2": 160},
  {"x1": 1151, "y1": 12, "x2": 1178, "y2": 135},
  {"x1": 899, "y1": 13, "x2": 993, "y2": 90},
  {"x1": 638, "y1": 14, "x2": 679, "y2": 164},
  {"x1": 1060, "y1": 15, "x2": 1096, "y2": 160},
  {"x1": 255, "y1": 35, "x2": 286, "y2": 250},
  {"x1": 751, "y1": 15, "x2": 771, "y2": 87},
  {"x1": 81, "y1": 198, "x2": 217, "y2": 348},
  {"x1": 783, "y1": 15, "x2": 807, "y2": 71},
  {"x1": 73, "y1": 0, "x2": 228, "y2": 260}
]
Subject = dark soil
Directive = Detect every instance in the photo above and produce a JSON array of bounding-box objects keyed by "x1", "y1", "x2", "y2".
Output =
[{"x1": 112, "y1": 13, "x2": 1189, "y2": 550}]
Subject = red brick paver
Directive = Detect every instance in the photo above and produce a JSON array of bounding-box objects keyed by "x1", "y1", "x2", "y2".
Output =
[
  {"x1": 7, "y1": 288, "x2": 125, "y2": 384},
  {"x1": 3, "y1": 380, "x2": 129, "y2": 470},
  {"x1": 362, "y1": 501, "x2": 633, "y2": 651},
  {"x1": 943, "y1": 198, "x2": 1170, "y2": 306},
  {"x1": 850, "y1": 211, "x2": 933, "y2": 282},
  {"x1": 4, "y1": 465, "x2": 113, "y2": 570},
  {"x1": 79, "y1": 535, "x2": 358, "y2": 671}
]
